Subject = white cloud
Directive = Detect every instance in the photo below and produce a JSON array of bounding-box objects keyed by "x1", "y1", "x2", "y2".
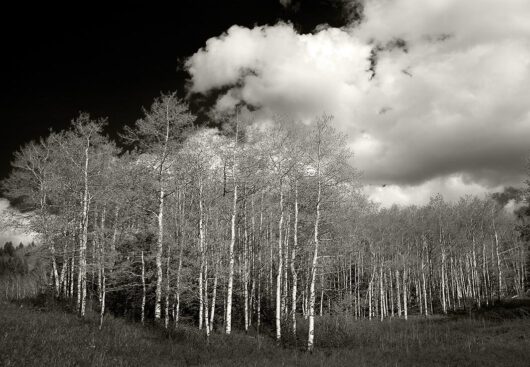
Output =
[
  {"x1": 357, "y1": 0, "x2": 530, "y2": 48},
  {"x1": 186, "y1": 0, "x2": 530, "y2": 205},
  {"x1": 364, "y1": 174, "x2": 504, "y2": 208}
]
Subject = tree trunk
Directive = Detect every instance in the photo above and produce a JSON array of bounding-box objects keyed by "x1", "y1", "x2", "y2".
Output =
[
  {"x1": 78, "y1": 138, "x2": 90, "y2": 317},
  {"x1": 174, "y1": 191, "x2": 185, "y2": 328},
  {"x1": 291, "y1": 180, "x2": 299, "y2": 335},
  {"x1": 141, "y1": 250, "x2": 146, "y2": 325},
  {"x1": 493, "y1": 219, "x2": 503, "y2": 300},
  {"x1": 307, "y1": 138, "x2": 322, "y2": 352},
  {"x1": 403, "y1": 266, "x2": 408, "y2": 320},
  {"x1": 225, "y1": 182, "x2": 237, "y2": 334},
  {"x1": 243, "y1": 195, "x2": 250, "y2": 332},
  {"x1": 276, "y1": 183, "x2": 284, "y2": 342},
  {"x1": 155, "y1": 109, "x2": 171, "y2": 321},
  {"x1": 155, "y1": 185, "x2": 164, "y2": 320},
  {"x1": 165, "y1": 247, "x2": 171, "y2": 329},
  {"x1": 198, "y1": 179, "x2": 205, "y2": 330},
  {"x1": 210, "y1": 264, "x2": 218, "y2": 333},
  {"x1": 396, "y1": 269, "x2": 402, "y2": 317},
  {"x1": 98, "y1": 206, "x2": 106, "y2": 329},
  {"x1": 204, "y1": 261, "x2": 210, "y2": 338}
]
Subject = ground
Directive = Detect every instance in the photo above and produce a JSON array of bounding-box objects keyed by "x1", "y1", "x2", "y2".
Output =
[{"x1": 1, "y1": 299, "x2": 529, "y2": 367}]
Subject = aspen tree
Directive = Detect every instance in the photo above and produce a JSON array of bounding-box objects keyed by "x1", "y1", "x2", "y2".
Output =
[
  {"x1": 52, "y1": 114, "x2": 108, "y2": 317},
  {"x1": 291, "y1": 179, "x2": 299, "y2": 335},
  {"x1": 165, "y1": 247, "x2": 171, "y2": 329},
  {"x1": 243, "y1": 189, "x2": 250, "y2": 332},
  {"x1": 3, "y1": 109, "x2": 528, "y2": 343},
  {"x1": 122, "y1": 93, "x2": 193, "y2": 320},
  {"x1": 5, "y1": 139, "x2": 59, "y2": 293},
  {"x1": 307, "y1": 118, "x2": 323, "y2": 352},
  {"x1": 141, "y1": 250, "x2": 146, "y2": 325},
  {"x1": 198, "y1": 177, "x2": 205, "y2": 330},
  {"x1": 210, "y1": 259, "x2": 218, "y2": 333},
  {"x1": 225, "y1": 115, "x2": 239, "y2": 335},
  {"x1": 276, "y1": 179, "x2": 284, "y2": 342}
]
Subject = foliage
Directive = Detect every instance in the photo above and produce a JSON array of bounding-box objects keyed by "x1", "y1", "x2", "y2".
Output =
[{"x1": 0, "y1": 94, "x2": 527, "y2": 353}]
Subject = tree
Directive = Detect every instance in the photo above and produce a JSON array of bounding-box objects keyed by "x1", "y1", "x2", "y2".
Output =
[
  {"x1": 519, "y1": 159, "x2": 530, "y2": 292},
  {"x1": 4, "y1": 242, "x2": 15, "y2": 257},
  {"x1": 52, "y1": 113, "x2": 110, "y2": 316},
  {"x1": 2, "y1": 105, "x2": 527, "y2": 353},
  {"x1": 224, "y1": 116, "x2": 239, "y2": 335},
  {"x1": 2, "y1": 136, "x2": 58, "y2": 291},
  {"x1": 121, "y1": 92, "x2": 194, "y2": 320},
  {"x1": 306, "y1": 114, "x2": 356, "y2": 352}
]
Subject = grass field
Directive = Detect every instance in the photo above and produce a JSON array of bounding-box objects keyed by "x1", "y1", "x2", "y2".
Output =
[{"x1": 1, "y1": 297, "x2": 529, "y2": 367}]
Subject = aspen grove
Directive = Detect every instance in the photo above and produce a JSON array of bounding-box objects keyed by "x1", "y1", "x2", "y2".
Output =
[{"x1": 2, "y1": 93, "x2": 528, "y2": 351}]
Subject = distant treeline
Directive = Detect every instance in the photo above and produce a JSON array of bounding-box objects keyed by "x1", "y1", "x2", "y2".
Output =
[
  {"x1": 0, "y1": 242, "x2": 32, "y2": 275},
  {"x1": 0, "y1": 241, "x2": 47, "y2": 300},
  {"x1": 1, "y1": 93, "x2": 529, "y2": 351}
]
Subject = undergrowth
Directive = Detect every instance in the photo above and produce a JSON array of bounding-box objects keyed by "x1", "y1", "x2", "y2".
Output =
[{"x1": 1, "y1": 296, "x2": 529, "y2": 367}]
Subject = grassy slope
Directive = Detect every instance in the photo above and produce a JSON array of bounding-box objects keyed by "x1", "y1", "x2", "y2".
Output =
[{"x1": 1, "y1": 300, "x2": 529, "y2": 367}]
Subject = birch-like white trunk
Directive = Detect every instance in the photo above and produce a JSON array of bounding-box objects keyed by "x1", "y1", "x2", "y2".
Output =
[
  {"x1": 225, "y1": 183, "x2": 237, "y2": 334},
  {"x1": 165, "y1": 247, "x2": 171, "y2": 329},
  {"x1": 403, "y1": 266, "x2": 408, "y2": 320},
  {"x1": 396, "y1": 269, "x2": 401, "y2": 317},
  {"x1": 98, "y1": 207, "x2": 106, "y2": 329},
  {"x1": 174, "y1": 190, "x2": 184, "y2": 327},
  {"x1": 243, "y1": 197, "x2": 249, "y2": 332},
  {"x1": 493, "y1": 219, "x2": 503, "y2": 300},
  {"x1": 225, "y1": 118, "x2": 239, "y2": 335},
  {"x1": 210, "y1": 265, "x2": 218, "y2": 333},
  {"x1": 78, "y1": 138, "x2": 90, "y2": 317},
  {"x1": 421, "y1": 244, "x2": 428, "y2": 316},
  {"x1": 155, "y1": 106, "x2": 171, "y2": 320},
  {"x1": 441, "y1": 248, "x2": 447, "y2": 314},
  {"x1": 141, "y1": 250, "x2": 146, "y2": 325},
  {"x1": 155, "y1": 186, "x2": 164, "y2": 320},
  {"x1": 291, "y1": 181, "x2": 298, "y2": 335},
  {"x1": 307, "y1": 141, "x2": 322, "y2": 352},
  {"x1": 198, "y1": 180, "x2": 205, "y2": 330},
  {"x1": 276, "y1": 183, "x2": 284, "y2": 342},
  {"x1": 204, "y1": 261, "x2": 210, "y2": 338}
]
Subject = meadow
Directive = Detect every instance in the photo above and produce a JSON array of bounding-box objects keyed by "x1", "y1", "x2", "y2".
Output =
[{"x1": 1, "y1": 296, "x2": 529, "y2": 367}]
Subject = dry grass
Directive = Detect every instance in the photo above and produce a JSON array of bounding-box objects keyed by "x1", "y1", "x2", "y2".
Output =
[{"x1": 1, "y1": 298, "x2": 529, "y2": 367}]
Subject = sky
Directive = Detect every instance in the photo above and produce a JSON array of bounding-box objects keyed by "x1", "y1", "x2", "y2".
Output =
[
  {"x1": 2, "y1": 0, "x2": 529, "y2": 223},
  {"x1": 1, "y1": 1, "x2": 351, "y2": 181},
  {"x1": 185, "y1": 0, "x2": 530, "y2": 207}
]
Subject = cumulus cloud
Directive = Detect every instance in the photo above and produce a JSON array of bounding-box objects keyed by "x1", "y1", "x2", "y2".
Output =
[
  {"x1": 186, "y1": 23, "x2": 372, "y2": 125},
  {"x1": 357, "y1": 0, "x2": 530, "y2": 47},
  {"x1": 186, "y1": 0, "x2": 530, "y2": 206}
]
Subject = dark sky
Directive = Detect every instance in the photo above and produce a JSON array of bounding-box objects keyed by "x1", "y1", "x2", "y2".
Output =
[{"x1": 1, "y1": 1, "x2": 350, "y2": 180}]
